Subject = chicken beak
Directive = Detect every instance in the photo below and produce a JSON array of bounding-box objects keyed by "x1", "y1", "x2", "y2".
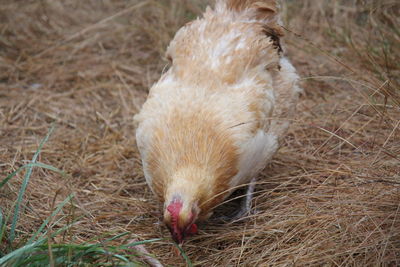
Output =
[{"x1": 170, "y1": 229, "x2": 184, "y2": 244}]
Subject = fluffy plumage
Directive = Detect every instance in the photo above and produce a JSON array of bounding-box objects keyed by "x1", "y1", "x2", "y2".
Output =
[{"x1": 134, "y1": 0, "x2": 301, "y2": 243}]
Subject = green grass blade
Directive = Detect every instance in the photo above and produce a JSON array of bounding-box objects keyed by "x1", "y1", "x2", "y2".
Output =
[
  {"x1": 49, "y1": 220, "x2": 82, "y2": 240},
  {"x1": 0, "y1": 162, "x2": 65, "y2": 189},
  {"x1": 122, "y1": 238, "x2": 163, "y2": 248},
  {"x1": 0, "y1": 207, "x2": 3, "y2": 246},
  {"x1": 0, "y1": 209, "x2": 79, "y2": 266},
  {"x1": 69, "y1": 246, "x2": 106, "y2": 262},
  {"x1": 172, "y1": 242, "x2": 193, "y2": 267},
  {"x1": 104, "y1": 232, "x2": 130, "y2": 243},
  {"x1": 27, "y1": 194, "x2": 74, "y2": 245},
  {"x1": 82, "y1": 230, "x2": 123, "y2": 245},
  {"x1": 110, "y1": 253, "x2": 130, "y2": 263},
  {"x1": 0, "y1": 207, "x2": 3, "y2": 232},
  {"x1": 0, "y1": 239, "x2": 46, "y2": 266},
  {"x1": 0, "y1": 208, "x2": 12, "y2": 247},
  {"x1": 0, "y1": 169, "x2": 20, "y2": 189},
  {"x1": 16, "y1": 252, "x2": 51, "y2": 266},
  {"x1": 9, "y1": 125, "x2": 55, "y2": 243}
]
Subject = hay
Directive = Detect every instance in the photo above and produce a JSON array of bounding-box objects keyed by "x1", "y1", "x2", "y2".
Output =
[{"x1": 1, "y1": 0, "x2": 399, "y2": 265}]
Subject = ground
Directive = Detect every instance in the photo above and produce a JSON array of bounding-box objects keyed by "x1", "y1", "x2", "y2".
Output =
[{"x1": 0, "y1": 0, "x2": 399, "y2": 266}]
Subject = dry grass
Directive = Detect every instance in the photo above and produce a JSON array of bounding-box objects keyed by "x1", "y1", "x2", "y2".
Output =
[{"x1": 0, "y1": 0, "x2": 399, "y2": 266}]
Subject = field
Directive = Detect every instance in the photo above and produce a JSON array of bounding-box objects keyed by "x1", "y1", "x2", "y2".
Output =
[{"x1": 0, "y1": 0, "x2": 399, "y2": 266}]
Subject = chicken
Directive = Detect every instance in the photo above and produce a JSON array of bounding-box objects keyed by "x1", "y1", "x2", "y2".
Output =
[{"x1": 134, "y1": 0, "x2": 301, "y2": 244}]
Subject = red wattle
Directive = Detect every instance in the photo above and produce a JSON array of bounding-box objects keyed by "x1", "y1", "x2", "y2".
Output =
[{"x1": 189, "y1": 223, "x2": 198, "y2": 235}]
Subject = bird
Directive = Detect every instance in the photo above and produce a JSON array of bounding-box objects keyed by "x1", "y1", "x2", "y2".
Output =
[{"x1": 134, "y1": 0, "x2": 301, "y2": 244}]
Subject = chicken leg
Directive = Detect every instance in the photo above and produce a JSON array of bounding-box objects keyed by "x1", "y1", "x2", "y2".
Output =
[{"x1": 220, "y1": 177, "x2": 257, "y2": 222}]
